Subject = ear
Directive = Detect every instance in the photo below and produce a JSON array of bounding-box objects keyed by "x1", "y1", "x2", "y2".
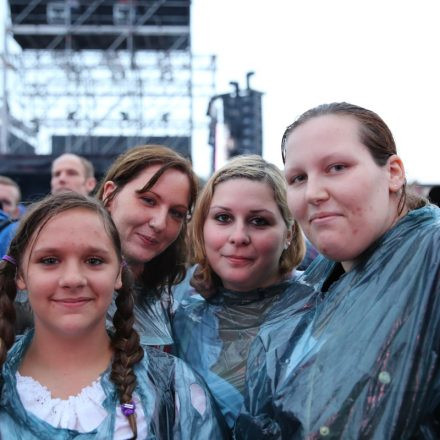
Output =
[
  {"x1": 102, "y1": 181, "x2": 117, "y2": 209},
  {"x1": 85, "y1": 177, "x2": 97, "y2": 194},
  {"x1": 12, "y1": 205, "x2": 20, "y2": 220},
  {"x1": 285, "y1": 226, "x2": 294, "y2": 249},
  {"x1": 16, "y1": 272, "x2": 27, "y2": 291},
  {"x1": 115, "y1": 268, "x2": 123, "y2": 291},
  {"x1": 387, "y1": 155, "x2": 406, "y2": 193}
]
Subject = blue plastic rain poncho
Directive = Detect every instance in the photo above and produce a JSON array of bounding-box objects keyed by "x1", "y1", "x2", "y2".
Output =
[
  {"x1": 172, "y1": 275, "x2": 315, "y2": 429},
  {"x1": 0, "y1": 209, "x2": 18, "y2": 256},
  {"x1": 235, "y1": 205, "x2": 440, "y2": 439},
  {"x1": 0, "y1": 331, "x2": 228, "y2": 439},
  {"x1": 107, "y1": 283, "x2": 174, "y2": 350}
]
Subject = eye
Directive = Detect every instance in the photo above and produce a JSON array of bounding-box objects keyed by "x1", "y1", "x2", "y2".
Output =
[
  {"x1": 214, "y1": 213, "x2": 232, "y2": 223},
  {"x1": 170, "y1": 209, "x2": 186, "y2": 221},
  {"x1": 328, "y1": 163, "x2": 346, "y2": 173},
  {"x1": 87, "y1": 257, "x2": 104, "y2": 266},
  {"x1": 141, "y1": 196, "x2": 156, "y2": 206},
  {"x1": 40, "y1": 257, "x2": 58, "y2": 265},
  {"x1": 288, "y1": 174, "x2": 307, "y2": 185},
  {"x1": 250, "y1": 216, "x2": 269, "y2": 227}
]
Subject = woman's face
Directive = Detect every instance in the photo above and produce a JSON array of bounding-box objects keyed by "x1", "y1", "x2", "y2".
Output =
[
  {"x1": 203, "y1": 178, "x2": 291, "y2": 291},
  {"x1": 284, "y1": 114, "x2": 404, "y2": 271},
  {"x1": 103, "y1": 164, "x2": 191, "y2": 266}
]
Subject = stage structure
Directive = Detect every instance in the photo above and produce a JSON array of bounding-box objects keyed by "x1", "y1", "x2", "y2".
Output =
[
  {"x1": 1, "y1": 0, "x2": 216, "y2": 164},
  {"x1": 207, "y1": 72, "x2": 263, "y2": 172}
]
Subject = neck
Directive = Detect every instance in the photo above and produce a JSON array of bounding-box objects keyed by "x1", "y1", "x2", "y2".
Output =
[{"x1": 20, "y1": 325, "x2": 112, "y2": 393}]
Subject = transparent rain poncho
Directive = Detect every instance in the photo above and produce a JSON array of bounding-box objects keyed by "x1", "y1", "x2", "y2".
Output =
[
  {"x1": 172, "y1": 275, "x2": 315, "y2": 429},
  {"x1": 235, "y1": 205, "x2": 440, "y2": 439},
  {"x1": 107, "y1": 283, "x2": 174, "y2": 350},
  {"x1": 0, "y1": 331, "x2": 229, "y2": 439}
]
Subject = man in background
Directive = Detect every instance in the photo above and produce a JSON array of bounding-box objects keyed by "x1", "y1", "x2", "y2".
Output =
[
  {"x1": 0, "y1": 175, "x2": 22, "y2": 220},
  {"x1": 51, "y1": 153, "x2": 97, "y2": 195}
]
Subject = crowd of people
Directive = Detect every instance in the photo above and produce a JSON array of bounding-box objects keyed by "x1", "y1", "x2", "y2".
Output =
[{"x1": 0, "y1": 101, "x2": 439, "y2": 439}]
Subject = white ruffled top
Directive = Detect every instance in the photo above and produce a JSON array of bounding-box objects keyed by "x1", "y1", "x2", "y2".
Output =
[{"x1": 16, "y1": 372, "x2": 147, "y2": 439}]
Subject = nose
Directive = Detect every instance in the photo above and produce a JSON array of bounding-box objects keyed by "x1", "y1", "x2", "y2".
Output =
[
  {"x1": 59, "y1": 260, "x2": 86, "y2": 289},
  {"x1": 228, "y1": 221, "x2": 250, "y2": 245},
  {"x1": 305, "y1": 175, "x2": 329, "y2": 205},
  {"x1": 148, "y1": 207, "x2": 167, "y2": 232}
]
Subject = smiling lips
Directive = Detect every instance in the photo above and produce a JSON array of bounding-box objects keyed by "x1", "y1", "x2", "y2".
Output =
[
  {"x1": 224, "y1": 255, "x2": 253, "y2": 265},
  {"x1": 137, "y1": 232, "x2": 159, "y2": 247},
  {"x1": 52, "y1": 298, "x2": 92, "y2": 308},
  {"x1": 309, "y1": 212, "x2": 342, "y2": 224}
]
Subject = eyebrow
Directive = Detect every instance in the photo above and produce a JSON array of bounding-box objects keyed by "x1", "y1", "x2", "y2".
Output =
[
  {"x1": 209, "y1": 205, "x2": 275, "y2": 215},
  {"x1": 137, "y1": 188, "x2": 189, "y2": 210},
  {"x1": 32, "y1": 246, "x2": 113, "y2": 255}
]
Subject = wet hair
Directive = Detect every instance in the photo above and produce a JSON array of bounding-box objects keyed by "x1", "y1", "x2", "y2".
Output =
[
  {"x1": 0, "y1": 192, "x2": 143, "y2": 438},
  {"x1": 190, "y1": 155, "x2": 305, "y2": 298},
  {"x1": 281, "y1": 102, "x2": 426, "y2": 213},
  {"x1": 96, "y1": 145, "x2": 199, "y2": 294}
]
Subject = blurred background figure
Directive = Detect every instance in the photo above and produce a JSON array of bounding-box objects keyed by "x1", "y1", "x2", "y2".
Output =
[
  {"x1": 51, "y1": 153, "x2": 97, "y2": 195},
  {"x1": 428, "y1": 185, "x2": 440, "y2": 208},
  {"x1": 0, "y1": 175, "x2": 21, "y2": 220}
]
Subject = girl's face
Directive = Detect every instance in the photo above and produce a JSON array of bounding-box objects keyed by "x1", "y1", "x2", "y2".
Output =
[
  {"x1": 203, "y1": 178, "x2": 291, "y2": 292},
  {"x1": 17, "y1": 208, "x2": 122, "y2": 338},
  {"x1": 103, "y1": 165, "x2": 190, "y2": 267},
  {"x1": 284, "y1": 114, "x2": 404, "y2": 271}
]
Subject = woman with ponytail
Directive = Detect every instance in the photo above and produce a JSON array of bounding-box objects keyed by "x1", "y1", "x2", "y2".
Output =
[{"x1": 0, "y1": 192, "x2": 226, "y2": 439}]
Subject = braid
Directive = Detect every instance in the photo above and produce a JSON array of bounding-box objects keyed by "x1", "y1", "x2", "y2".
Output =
[
  {"x1": 0, "y1": 260, "x2": 18, "y2": 368},
  {"x1": 110, "y1": 267, "x2": 144, "y2": 439}
]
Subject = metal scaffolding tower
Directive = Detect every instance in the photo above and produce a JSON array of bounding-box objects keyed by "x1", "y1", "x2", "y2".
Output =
[{"x1": 1, "y1": 0, "x2": 216, "y2": 158}]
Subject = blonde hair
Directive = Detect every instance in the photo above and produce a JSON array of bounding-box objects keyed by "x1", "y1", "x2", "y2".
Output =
[{"x1": 191, "y1": 155, "x2": 305, "y2": 298}]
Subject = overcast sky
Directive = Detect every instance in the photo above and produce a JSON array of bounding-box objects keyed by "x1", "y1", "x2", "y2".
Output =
[{"x1": 191, "y1": 0, "x2": 440, "y2": 184}]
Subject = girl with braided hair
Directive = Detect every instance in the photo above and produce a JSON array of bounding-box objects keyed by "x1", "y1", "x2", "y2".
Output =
[{"x1": 0, "y1": 192, "x2": 227, "y2": 439}]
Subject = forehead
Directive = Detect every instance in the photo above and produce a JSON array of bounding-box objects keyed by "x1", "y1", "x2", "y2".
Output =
[
  {"x1": 130, "y1": 164, "x2": 190, "y2": 192},
  {"x1": 0, "y1": 183, "x2": 18, "y2": 200},
  {"x1": 212, "y1": 178, "x2": 277, "y2": 206},
  {"x1": 290, "y1": 114, "x2": 360, "y2": 147},
  {"x1": 52, "y1": 155, "x2": 85, "y2": 174},
  {"x1": 284, "y1": 114, "x2": 370, "y2": 164},
  {"x1": 31, "y1": 208, "x2": 112, "y2": 248}
]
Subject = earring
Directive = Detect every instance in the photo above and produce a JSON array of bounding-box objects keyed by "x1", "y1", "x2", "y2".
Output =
[{"x1": 284, "y1": 241, "x2": 291, "y2": 250}]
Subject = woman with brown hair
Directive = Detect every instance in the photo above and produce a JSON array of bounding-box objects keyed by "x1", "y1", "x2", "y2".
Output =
[
  {"x1": 235, "y1": 102, "x2": 440, "y2": 439},
  {"x1": 172, "y1": 155, "x2": 311, "y2": 430},
  {"x1": 97, "y1": 145, "x2": 198, "y2": 349}
]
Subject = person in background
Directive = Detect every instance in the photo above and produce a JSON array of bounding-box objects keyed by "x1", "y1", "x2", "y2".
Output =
[
  {"x1": 0, "y1": 175, "x2": 21, "y2": 220},
  {"x1": 0, "y1": 192, "x2": 227, "y2": 439},
  {"x1": 235, "y1": 102, "x2": 440, "y2": 439},
  {"x1": 0, "y1": 176, "x2": 21, "y2": 258},
  {"x1": 97, "y1": 145, "x2": 198, "y2": 349},
  {"x1": 428, "y1": 184, "x2": 440, "y2": 207},
  {"x1": 51, "y1": 153, "x2": 97, "y2": 195},
  {"x1": 172, "y1": 155, "x2": 312, "y2": 431}
]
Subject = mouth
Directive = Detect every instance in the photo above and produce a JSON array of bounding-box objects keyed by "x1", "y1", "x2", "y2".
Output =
[
  {"x1": 309, "y1": 212, "x2": 342, "y2": 224},
  {"x1": 52, "y1": 298, "x2": 93, "y2": 307},
  {"x1": 224, "y1": 255, "x2": 253, "y2": 265},
  {"x1": 137, "y1": 232, "x2": 159, "y2": 246}
]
